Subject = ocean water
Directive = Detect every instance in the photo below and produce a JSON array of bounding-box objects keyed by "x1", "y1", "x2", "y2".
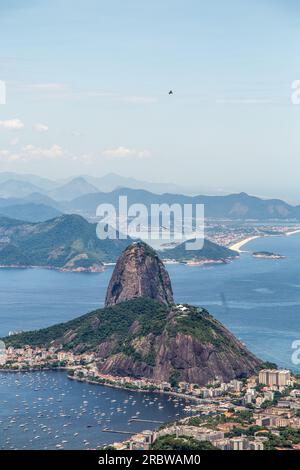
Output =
[
  {"x1": 0, "y1": 233, "x2": 300, "y2": 369},
  {"x1": 1, "y1": 233, "x2": 300, "y2": 449},
  {"x1": 0, "y1": 370, "x2": 188, "y2": 450}
]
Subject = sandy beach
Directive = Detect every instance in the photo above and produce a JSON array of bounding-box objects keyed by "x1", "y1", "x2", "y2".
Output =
[
  {"x1": 229, "y1": 235, "x2": 261, "y2": 253},
  {"x1": 230, "y1": 228, "x2": 300, "y2": 253},
  {"x1": 285, "y1": 228, "x2": 300, "y2": 237}
]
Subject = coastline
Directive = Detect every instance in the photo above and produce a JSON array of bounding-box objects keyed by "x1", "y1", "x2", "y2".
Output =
[
  {"x1": 67, "y1": 374, "x2": 203, "y2": 403},
  {"x1": 0, "y1": 367, "x2": 202, "y2": 404},
  {"x1": 229, "y1": 227, "x2": 300, "y2": 253},
  {"x1": 229, "y1": 235, "x2": 261, "y2": 253},
  {"x1": 286, "y1": 228, "x2": 300, "y2": 236},
  {"x1": 0, "y1": 264, "x2": 104, "y2": 273}
]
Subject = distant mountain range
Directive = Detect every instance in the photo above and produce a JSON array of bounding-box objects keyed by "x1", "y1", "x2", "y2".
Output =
[
  {"x1": 0, "y1": 179, "x2": 45, "y2": 199},
  {"x1": 0, "y1": 172, "x2": 183, "y2": 201},
  {"x1": 0, "y1": 214, "x2": 235, "y2": 270},
  {"x1": 0, "y1": 203, "x2": 61, "y2": 222},
  {"x1": 0, "y1": 172, "x2": 58, "y2": 190},
  {"x1": 47, "y1": 177, "x2": 99, "y2": 201},
  {"x1": 0, "y1": 172, "x2": 299, "y2": 221},
  {"x1": 63, "y1": 188, "x2": 300, "y2": 220},
  {"x1": 81, "y1": 173, "x2": 182, "y2": 194}
]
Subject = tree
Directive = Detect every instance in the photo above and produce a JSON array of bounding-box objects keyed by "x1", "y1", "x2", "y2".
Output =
[
  {"x1": 169, "y1": 370, "x2": 180, "y2": 388},
  {"x1": 152, "y1": 436, "x2": 217, "y2": 451}
]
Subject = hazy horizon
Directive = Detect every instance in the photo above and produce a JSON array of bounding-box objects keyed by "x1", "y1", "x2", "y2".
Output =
[
  {"x1": 1, "y1": 169, "x2": 300, "y2": 203},
  {"x1": 0, "y1": 0, "x2": 300, "y2": 200}
]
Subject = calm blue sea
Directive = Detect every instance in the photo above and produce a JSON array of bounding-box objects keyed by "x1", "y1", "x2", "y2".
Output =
[{"x1": 1, "y1": 233, "x2": 300, "y2": 449}]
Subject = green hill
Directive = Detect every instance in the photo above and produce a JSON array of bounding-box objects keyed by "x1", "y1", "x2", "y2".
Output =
[
  {"x1": 4, "y1": 297, "x2": 261, "y2": 386},
  {"x1": 160, "y1": 238, "x2": 237, "y2": 261},
  {"x1": 0, "y1": 214, "x2": 131, "y2": 270}
]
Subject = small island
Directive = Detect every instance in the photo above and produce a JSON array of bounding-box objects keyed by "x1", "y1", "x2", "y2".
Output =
[{"x1": 252, "y1": 251, "x2": 286, "y2": 260}]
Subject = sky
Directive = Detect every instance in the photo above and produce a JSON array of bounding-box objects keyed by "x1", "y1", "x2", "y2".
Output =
[{"x1": 0, "y1": 0, "x2": 300, "y2": 199}]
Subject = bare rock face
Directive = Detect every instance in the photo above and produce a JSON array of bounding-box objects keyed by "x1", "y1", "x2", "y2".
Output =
[
  {"x1": 105, "y1": 242, "x2": 174, "y2": 307},
  {"x1": 97, "y1": 306, "x2": 261, "y2": 386}
]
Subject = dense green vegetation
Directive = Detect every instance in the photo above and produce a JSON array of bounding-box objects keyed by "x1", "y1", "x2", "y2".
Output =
[
  {"x1": 0, "y1": 214, "x2": 131, "y2": 268},
  {"x1": 152, "y1": 435, "x2": 217, "y2": 450},
  {"x1": 169, "y1": 370, "x2": 181, "y2": 388},
  {"x1": 260, "y1": 361, "x2": 278, "y2": 370},
  {"x1": 3, "y1": 298, "x2": 245, "y2": 358},
  {"x1": 167, "y1": 306, "x2": 241, "y2": 353},
  {"x1": 186, "y1": 410, "x2": 254, "y2": 430},
  {"x1": 263, "y1": 428, "x2": 300, "y2": 450},
  {"x1": 3, "y1": 298, "x2": 170, "y2": 352}
]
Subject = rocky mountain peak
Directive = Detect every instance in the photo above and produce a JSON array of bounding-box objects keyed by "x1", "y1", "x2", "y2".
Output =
[{"x1": 105, "y1": 242, "x2": 174, "y2": 307}]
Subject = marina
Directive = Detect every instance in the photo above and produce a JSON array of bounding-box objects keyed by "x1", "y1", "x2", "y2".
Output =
[{"x1": 0, "y1": 370, "x2": 189, "y2": 450}]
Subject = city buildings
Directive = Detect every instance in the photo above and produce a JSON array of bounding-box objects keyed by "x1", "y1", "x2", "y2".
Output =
[{"x1": 259, "y1": 369, "x2": 291, "y2": 388}]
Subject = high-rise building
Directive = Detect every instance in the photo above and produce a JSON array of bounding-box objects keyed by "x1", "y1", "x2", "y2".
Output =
[
  {"x1": 259, "y1": 369, "x2": 290, "y2": 387},
  {"x1": 278, "y1": 370, "x2": 291, "y2": 386}
]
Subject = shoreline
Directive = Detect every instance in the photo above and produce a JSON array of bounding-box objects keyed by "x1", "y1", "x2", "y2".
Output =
[
  {"x1": 229, "y1": 235, "x2": 261, "y2": 253},
  {"x1": 229, "y1": 227, "x2": 300, "y2": 253},
  {"x1": 0, "y1": 367, "x2": 202, "y2": 403},
  {"x1": 0, "y1": 264, "x2": 104, "y2": 273},
  {"x1": 285, "y1": 228, "x2": 300, "y2": 236},
  {"x1": 67, "y1": 374, "x2": 203, "y2": 403}
]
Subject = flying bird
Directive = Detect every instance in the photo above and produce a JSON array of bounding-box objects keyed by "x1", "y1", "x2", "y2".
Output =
[{"x1": 168, "y1": 90, "x2": 173, "y2": 95}]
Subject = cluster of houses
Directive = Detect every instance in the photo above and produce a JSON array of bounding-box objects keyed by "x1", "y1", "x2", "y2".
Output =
[{"x1": 0, "y1": 345, "x2": 94, "y2": 369}]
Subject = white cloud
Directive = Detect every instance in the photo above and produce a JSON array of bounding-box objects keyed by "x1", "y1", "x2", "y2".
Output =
[
  {"x1": 0, "y1": 144, "x2": 64, "y2": 162},
  {"x1": 23, "y1": 144, "x2": 63, "y2": 158},
  {"x1": 34, "y1": 123, "x2": 49, "y2": 132},
  {"x1": 103, "y1": 146, "x2": 151, "y2": 159},
  {"x1": 0, "y1": 144, "x2": 97, "y2": 165},
  {"x1": 0, "y1": 118, "x2": 24, "y2": 130}
]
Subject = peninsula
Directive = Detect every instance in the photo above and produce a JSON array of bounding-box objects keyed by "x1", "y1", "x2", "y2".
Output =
[{"x1": 3, "y1": 241, "x2": 261, "y2": 386}]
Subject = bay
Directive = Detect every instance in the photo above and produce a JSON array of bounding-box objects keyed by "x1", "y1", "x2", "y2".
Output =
[
  {"x1": 1, "y1": 233, "x2": 300, "y2": 449},
  {"x1": 0, "y1": 233, "x2": 300, "y2": 370}
]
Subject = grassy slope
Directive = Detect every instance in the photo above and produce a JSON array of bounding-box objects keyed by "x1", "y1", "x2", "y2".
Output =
[{"x1": 3, "y1": 297, "x2": 243, "y2": 357}]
